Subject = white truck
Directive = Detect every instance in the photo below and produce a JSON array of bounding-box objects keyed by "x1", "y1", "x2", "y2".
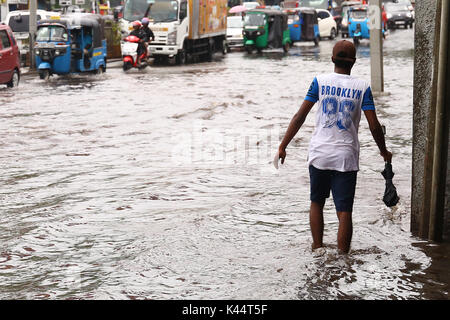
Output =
[{"x1": 119, "y1": 0, "x2": 227, "y2": 64}]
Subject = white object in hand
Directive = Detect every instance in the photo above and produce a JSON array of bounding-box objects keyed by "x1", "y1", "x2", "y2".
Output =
[{"x1": 273, "y1": 151, "x2": 280, "y2": 169}]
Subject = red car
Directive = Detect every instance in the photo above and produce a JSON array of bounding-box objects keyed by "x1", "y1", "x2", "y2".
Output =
[{"x1": 0, "y1": 24, "x2": 20, "y2": 88}]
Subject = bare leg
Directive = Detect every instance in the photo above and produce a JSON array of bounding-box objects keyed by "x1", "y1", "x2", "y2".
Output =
[
  {"x1": 337, "y1": 211, "x2": 352, "y2": 254},
  {"x1": 310, "y1": 201, "x2": 325, "y2": 250}
]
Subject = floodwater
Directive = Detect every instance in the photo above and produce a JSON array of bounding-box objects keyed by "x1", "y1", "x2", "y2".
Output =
[{"x1": 0, "y1": 27, "x2": 448, "y2": 300}]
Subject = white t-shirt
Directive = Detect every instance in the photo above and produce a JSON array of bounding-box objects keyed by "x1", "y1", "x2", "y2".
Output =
[{"x1": 304, "y1": 72, "x2": 375, "y2": 172}]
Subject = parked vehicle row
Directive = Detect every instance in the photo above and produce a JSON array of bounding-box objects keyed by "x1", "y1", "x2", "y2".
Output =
[
  {"x1": 0, "y1": 0, "x2": 414, "y2": 88},
  {"x1": 242, "y1": 8, "x2": 291, "y2": 54},
  {"x1": 0, "y1": 12, "x2": 108, "y2": 87},
  {"x1": 226, "y1": 4, "x2": 338, "y2": 53}
]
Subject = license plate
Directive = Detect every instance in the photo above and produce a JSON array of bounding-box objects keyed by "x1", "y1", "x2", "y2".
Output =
[{"x1": 395, "y1": 21, "x2": 403, "y2": 24}]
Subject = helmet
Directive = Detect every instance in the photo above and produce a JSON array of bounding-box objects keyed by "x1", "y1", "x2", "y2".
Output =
[
  {"x1": 131, "y1": 20, "x2": 142, "y2": 29},
  {"x1": 141, "y1": 17, "x2": 150, "y2": 25}
]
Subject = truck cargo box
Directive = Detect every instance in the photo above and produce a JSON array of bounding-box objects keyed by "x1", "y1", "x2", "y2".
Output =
[{"x1": 189, "y1": 0, "x2": 228, "y2": 39}]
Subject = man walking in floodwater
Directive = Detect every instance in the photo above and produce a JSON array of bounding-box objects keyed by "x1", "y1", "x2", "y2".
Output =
[{"x1": 277, "y1": 40, "x2": 392, "y2": 254}]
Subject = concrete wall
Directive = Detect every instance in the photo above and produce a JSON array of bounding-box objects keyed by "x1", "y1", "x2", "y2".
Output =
[
  {"x1": 445, "y1": 125, "x2": 450, "y2": 241},
  {"x1": 411, "y1": 0, "x2": 439, "y2": 237},
  {"x1": 412, "y1": 0, "x2": 450, "y2": 241}
]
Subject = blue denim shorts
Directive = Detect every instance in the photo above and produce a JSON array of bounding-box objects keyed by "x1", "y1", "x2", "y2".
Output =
[{"x1": 309, "y1": 165, "x2": 358, "y2": 212}]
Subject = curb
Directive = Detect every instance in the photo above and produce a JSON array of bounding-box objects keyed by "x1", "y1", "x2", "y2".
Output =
[{"x1": 21, "y1": 58, "x2": 124, "y2": 75}]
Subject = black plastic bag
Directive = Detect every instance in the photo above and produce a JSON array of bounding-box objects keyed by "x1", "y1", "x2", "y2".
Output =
[{"x1": 381, "y1": 162, "x2": 399, "y2": 207}]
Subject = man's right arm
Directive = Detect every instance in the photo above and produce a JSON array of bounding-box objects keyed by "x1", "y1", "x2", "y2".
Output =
[
  {"x1": 278, "y1": 99, "x2": 315, "y2": 163},
  {"x1": 278, "y1": 77, "x2": 319, "y2": 163}
]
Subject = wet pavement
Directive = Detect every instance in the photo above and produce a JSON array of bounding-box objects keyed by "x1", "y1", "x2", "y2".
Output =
[{"x1": 0, "y1": 27, "x2": 449, "y2": 300}]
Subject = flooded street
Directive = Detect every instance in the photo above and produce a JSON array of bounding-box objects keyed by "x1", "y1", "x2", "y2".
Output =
[{"x1": 0, "y1": 27, "x2": 448, "y2": 300}]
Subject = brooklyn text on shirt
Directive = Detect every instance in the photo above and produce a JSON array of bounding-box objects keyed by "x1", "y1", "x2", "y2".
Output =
[{"x1": 321, "y1": 85, "x2": 363, "y2": 100}]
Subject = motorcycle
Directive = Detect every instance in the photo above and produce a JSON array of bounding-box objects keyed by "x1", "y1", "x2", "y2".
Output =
[{"x1": 121, "y1": 35, "x2": 148, "y2": 71}]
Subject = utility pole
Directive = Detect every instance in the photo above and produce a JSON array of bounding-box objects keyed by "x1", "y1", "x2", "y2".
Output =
[
  {"x1": 369, "y1": 0, "x2": 384, "y2": 93},
  {"x1": 29, "y1": 0, "x2": 37, "y2": 69}
]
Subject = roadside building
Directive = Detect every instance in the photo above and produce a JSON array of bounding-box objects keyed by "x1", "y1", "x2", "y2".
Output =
[{"x1": 1, "y1": 0, "x2": 28, "y2": 22}]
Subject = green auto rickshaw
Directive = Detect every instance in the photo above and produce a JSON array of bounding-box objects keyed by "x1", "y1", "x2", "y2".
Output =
[{"x1": 243, "y1": 8, "x2": 292, "y2": 54}]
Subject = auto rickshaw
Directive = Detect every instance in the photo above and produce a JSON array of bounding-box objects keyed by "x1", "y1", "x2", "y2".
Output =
[
  {"x1": 347, "y1": 5, "x2": 370, "y2": 45},
  {"x1": 34, "y1": 13, "x2": 107, "y2": 79},
  {"x1": 285, "y1": 7, "x2": 320, "y2": 46},
  {"x1": 243, "y1": 8, "x2": 292, "y2": 54},
  {"x1": 340, "y1": 1, "x2": 362, "y2": 38},
  {"x1": 348, "y1": 5, "x2": 385, "y2": 45}
]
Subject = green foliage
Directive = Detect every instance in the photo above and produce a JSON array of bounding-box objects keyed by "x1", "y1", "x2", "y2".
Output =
[{"x1": 104, "y1": 19, "x2": 122, "y2": 45}]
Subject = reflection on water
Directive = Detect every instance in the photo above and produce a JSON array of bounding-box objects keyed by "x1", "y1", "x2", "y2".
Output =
[{"x1": 0, "y1": 28, "x2": 448, "y2": 300}]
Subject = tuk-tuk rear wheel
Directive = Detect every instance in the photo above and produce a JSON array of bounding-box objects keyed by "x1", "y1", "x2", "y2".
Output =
[
  {"x1": 39, "y1": 69, "x2": 50, "y2": 80},
  {"x1": 96, "y1": 65, "x2": 106, "y2": 75},
  {"x1": 283, "y1": 42, "x2": 290, "y2": 53},
  {"x1": 246, "y1": 46, "x2": 253, "y2": 54}
]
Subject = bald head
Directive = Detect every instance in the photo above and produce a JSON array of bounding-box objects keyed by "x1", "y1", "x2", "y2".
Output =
[{"x1": 332, "y1": 40, "x2": 356, "y2": 70}]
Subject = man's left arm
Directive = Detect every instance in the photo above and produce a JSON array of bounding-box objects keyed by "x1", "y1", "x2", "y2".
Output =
[{"x1": 362, "y1": 86, "x2": 392, "y2": 163}]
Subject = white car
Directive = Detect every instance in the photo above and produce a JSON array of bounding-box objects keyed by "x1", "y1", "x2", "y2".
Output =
[
  {"x1": 316, "y1": 8, "x2": 337, "y2": 40},
  {"x1": 4, "y1": 10, "x2": 60, "y2": 65},
  {"x1": 226, "y1": 16, "x2": 244, "y2": 51}
]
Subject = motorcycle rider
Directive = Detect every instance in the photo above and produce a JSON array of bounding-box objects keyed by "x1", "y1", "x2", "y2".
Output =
[
  {"x1": 141, "y1": 17, "x2": 154, "y2": 59},
  {"x1": 129, "y1": 20, "x2": 147, "y2": 66},
  {"x1": 141, "y1": 17, "x2": 155, "y2": 43}
]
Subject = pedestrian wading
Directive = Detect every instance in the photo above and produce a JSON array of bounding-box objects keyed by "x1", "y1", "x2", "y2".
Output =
[{"x1": 277, "y1": 40, "x2": 392, "y2": 254}]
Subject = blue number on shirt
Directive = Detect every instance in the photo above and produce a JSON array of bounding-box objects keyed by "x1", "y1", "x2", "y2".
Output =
[
  {"x1": 321, "y1": 97, "x2": 338, "y2": 128},
  {"x1": 322, "y1": 98, "x2": 356, "y2": 131},
  {"x1": 337, "y1": 100, "x2": 355, "y2": 130}
]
